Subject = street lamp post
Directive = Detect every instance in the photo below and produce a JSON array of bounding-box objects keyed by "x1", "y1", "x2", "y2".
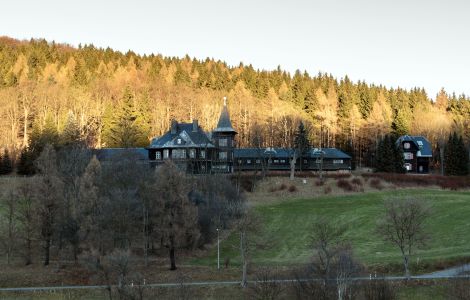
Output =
[{"x1": 216, "y1": 228, "x2": 220, "y2": 270}]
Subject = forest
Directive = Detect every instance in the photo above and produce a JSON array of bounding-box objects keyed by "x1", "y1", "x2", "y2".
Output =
[{"x1": 1, "y1": 36, "x2": 470, "y2": 169}]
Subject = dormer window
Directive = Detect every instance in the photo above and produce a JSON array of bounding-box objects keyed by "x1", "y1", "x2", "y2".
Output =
[
  {"x1": 177, "y1": 138, "x2": 182, "y2": 144},
  {"x1": 404, "y1": 142, "x2": 410, "y2": 149}
]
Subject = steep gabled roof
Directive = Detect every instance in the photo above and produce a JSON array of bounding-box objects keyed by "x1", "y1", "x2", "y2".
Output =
[
  {"x1": 213, "y1": 100, "x2": 236, "y2": 133},
  {"x1": 147, "y1": 123, "x2": 214, "y2": 149},
  {"x1": 234, "y1": 147, "x2": 351, "y2": 159},
  {"x1": 396, "y1": 135, "x2": 432, "y2": 157}
]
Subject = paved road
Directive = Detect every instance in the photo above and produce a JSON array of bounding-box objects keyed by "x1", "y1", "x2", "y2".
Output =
[
  {"x1": 416, "y1": 263, "x2": 470, "y2": 279},
  {"x1": 2, "y1": 273, "x2": 470, "y2": 293}
]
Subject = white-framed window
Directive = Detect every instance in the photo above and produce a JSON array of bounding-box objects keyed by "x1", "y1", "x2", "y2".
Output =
[
  {"x1": 404, "y1": 163, "x2": 412, "y2": 171},
  {"x1": 219, "y1": 151, "x2": 227, "y2": 160},
  {"x1": 274, "y1": 159, "x2": 279, "y2": 163},
  {"x1": 155, "y1": 151, "x2": 161, "y2": 160},
  {"x1": 280, "y1": 159, "x2": 286, "y2": 163},
  {"x1": 189, "y1": 149, "x2": 196, "y2": 158},
  {"x1": 177, "y1": 138, "x2": 182, "y2": 144},
  {"x1": 247, "y1": 159, "x2": 251, "y2": 164},
  {"x1": 256, "y1": 159, "x2": 261, "y2": 164},
  {"x1": 404, "y1": 152, "x2": 413, "y2": 160},
  {"x1": 219, "y1": 138, "x2": 228, "y2": 147},
  {"x1": 200, "y1": 150, "x2": 206, "y2": 159},
  {"x1": 333, "y1": 159, "x2": 343, "y2": 164},
  {"x1": 172, "y1": 149, "x2": 186, "y2": 159},
  {"x1": 303, "y1": 159, "x2": 308, "y2": 164},
  {"x1": 404, "y1": 142, "x2": 410, "y2": 149},
  {"x1": 163, "y1": 149, "x2": 169, "y2": 159}
]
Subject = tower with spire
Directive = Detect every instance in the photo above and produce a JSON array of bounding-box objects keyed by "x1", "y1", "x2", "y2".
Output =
[{"x1": 212, "y1": 97, "x2": 237, "y2": 173}]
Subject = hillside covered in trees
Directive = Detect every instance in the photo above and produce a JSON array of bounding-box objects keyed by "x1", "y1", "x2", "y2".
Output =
[{"x1": 1, "y1": 36, "x2": 470, "y2": 169}]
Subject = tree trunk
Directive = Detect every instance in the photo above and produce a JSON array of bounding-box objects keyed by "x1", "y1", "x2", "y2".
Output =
[
  {"x1": 44, "y1": 238, "x2": 51, "y2": 266},
  {"x1": 169, "y1": 246, "x2": 177, "y2": 270},
  {"x1": 240, "y1": 231, "x2": 248, "y2": 288},
  {"x1": 403, "y1": 255, "x2": 410, "y2": 279},
  {"x1": 25, "y1": 238, "x2": 32, "y2": 265},
  {"x1": 290, "y1": 153, "x2": 296, "y2": 180}
]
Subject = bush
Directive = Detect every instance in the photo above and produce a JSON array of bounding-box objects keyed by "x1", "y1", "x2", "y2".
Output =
[
  {"x1": 279, "y1": 183, "x2": 287, "y2": 190},
  {"x1": 362, "y1": 278, "x2": 397, "y2": 300},
  {"x1": 369, "y1": 178, "x2": 384, "y2": 190},
  {"x1": 351, "y1": 177, "x2": 363, "y2": 186},
  {"x1": 288, "y1": 185, "x2": 298, "y2": 192},
  {"x1": 337, "y1": 179, "x2": 355, "y2": 192},
  {"x1": 323, "y1": 186, "x2": 332, "y2": 194},
  {"x1": 315, "y1": 180, "x2": 324, "y2": 186}
]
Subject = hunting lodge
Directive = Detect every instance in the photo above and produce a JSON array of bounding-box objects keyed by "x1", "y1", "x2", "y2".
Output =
[{"x1": 143, "y1": 98, "x2": 352, "y2": 173}]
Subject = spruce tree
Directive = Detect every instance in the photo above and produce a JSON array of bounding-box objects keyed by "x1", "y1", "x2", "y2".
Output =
[
  {"x1": 375, "y1": 135, "x2": 404, "y2": 173},
  {"x1": 444, "y1": 132, "x2": 458, "y2": 176},
  {"x1": 0, "y1": 149, "x2": 13, "y2": 175},
  {"x1": 294, "y1": 121, "x2": 310, "y2": 171},
  {"x1": 106, "y1": 87, "x2": 147, "y2": 148}
]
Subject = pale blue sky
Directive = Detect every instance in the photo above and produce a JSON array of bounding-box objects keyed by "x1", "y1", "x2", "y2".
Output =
[{"x1": 1, "y1": 0, "x2": 469, "y2": 97}]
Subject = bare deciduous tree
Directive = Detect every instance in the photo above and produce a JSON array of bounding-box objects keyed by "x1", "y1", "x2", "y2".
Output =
[
  {"x1": 376, "y1": 196, "x2": 431, "y2": 278},
  {"x1": 249, "y1": 267, "x2": 284, "y2": 300},
  {"x1": 0, "y1": 186, "x2": 18, "y2": 265},
  {"x1": 151, "y1": 161, "x2": 200, "y2": 270},
  {"x1": 34, "y1": 144, "x2": 64, "y2": 266}
]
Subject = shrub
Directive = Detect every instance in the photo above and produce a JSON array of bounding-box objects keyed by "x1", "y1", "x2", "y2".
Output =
[
  {"x1": 315, "y1": 180, "x2": 324, "y2": 186},
  {"x1": 323, "y1": 186, "x2": 332, "y2": 194},
  {"x1": 370, "y1": 178, "x2": 384, "y2": 190},
  {"x1": 362, "y1": 278, "x2": 397, "y2": 300},
  {"x1": 288, "y1": 185, "x2": 298, "y2": 192},
  {"x1": 351, "y1": 177, "x2": 363, "y2": 186},
  {"x1": 337, "y1": 179, "x2": 354, "y2": 192},
  {"x1": 279, "y1": 183, "x2": 287, "y2": 190}
]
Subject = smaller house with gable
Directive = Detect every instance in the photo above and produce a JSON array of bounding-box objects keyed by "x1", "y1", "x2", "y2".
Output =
[{"x1": 396, "y1": 135, "x2": 432, "y2": 173}]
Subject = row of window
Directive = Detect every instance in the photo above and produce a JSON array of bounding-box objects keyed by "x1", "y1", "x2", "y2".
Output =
[
  {"x1": 156, "y1": 149, "x2": 206, "y2": 160},
  {"x1": 236, "y1": 158, "x2": 345, "y2": 165},
  {"x1": 155, "y1": 150, "x2": 232, "y2": 161}
]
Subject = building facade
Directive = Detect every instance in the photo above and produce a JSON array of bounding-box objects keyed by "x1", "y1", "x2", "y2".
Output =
[
  {"x1": 396, "y1": 135, "x2": 432, "y2": 173},
  {"x1": 144, "y1": 99, "x2": 351, "y2": 173},
  {"x1": 145, "y1": 99, "x2": 236, "y2": 173}
]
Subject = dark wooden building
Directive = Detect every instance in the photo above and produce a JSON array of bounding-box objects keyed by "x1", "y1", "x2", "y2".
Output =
[
  {"x1": 146, "y1": 99, "x2": 236, "y2": 173},
  {"x1": 141, "y1": 98, "x2": 352, "y2": 173},
  {"x1": 234, "y1": 147, "x2": 351, "y2": 171},
  {"x1": 396, "y1": 135, "x2": 432, "y2": 173}
]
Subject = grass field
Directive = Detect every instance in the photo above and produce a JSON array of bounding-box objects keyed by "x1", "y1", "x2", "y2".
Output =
[{"x1": 193, "y1": 189, "x2": 470, "y2": 271}]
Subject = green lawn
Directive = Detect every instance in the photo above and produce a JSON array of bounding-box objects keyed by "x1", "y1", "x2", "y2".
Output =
[{"x1": 193, "y1": 189, "x2": 470, "y2": 268}]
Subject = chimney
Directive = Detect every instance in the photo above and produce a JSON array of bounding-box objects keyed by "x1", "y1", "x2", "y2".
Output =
[
  {"x1": 171, "y1": 120, "x2": 177, "y2": 134},
  {"x1": 192, "y1": 119, "x2": 198, "y2": 132}
]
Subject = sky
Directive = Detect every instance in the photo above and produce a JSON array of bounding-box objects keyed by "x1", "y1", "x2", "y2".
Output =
[{"x1": 1, "y1": 0, "x2": 469, "y2": 98}]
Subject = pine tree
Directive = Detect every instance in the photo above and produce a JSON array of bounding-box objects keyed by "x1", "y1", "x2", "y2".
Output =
[
  {"x1": 294, "y1": 121, "x2": 310, "y2": 171},
  {"x1": 0, "y1": 149, "x2": 13, "y2": 175},
  {"x1": 375, "y1": 135, "x2": 404, "y2": 173},
  {"x1": 445, "y1": 132, "x2": 469, "y2": 176},
  {"x1": 61, "y1": 111, "x2": 82, "y2": 147},
  {"x1": 105, "y1": 87, "x2": 148, "y2": 148},
  {"x1": 16, "y1": 148, "x2": 36, "y2": 175}
]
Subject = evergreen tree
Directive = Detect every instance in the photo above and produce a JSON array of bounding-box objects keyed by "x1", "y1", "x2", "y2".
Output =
[
  {"x1": 0, "y1": 149, "x2": 13, "y2": 175},
  {"x1": 445, "y1": 132, "x2": 469, "y2": 176},
  {"x1": 375, "y1": 135, "x2": 404, "y2": 173},
  {"x1": 61, "y1": 111, "x2": 82, "y2": 147},
  {"x1": 17, "y1": 148, "x2": 36, "y2": 175},
  {"x1": 294, "y1": 121, "x2": 310, "y2": 171},
  {"x1": 105, "y1": 87, "x2": 148, "y2": 148}
]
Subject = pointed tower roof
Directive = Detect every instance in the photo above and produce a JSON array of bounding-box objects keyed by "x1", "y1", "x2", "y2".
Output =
[{"x1": 213, "y1": 97, "x2": 237, "y2": 133}]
